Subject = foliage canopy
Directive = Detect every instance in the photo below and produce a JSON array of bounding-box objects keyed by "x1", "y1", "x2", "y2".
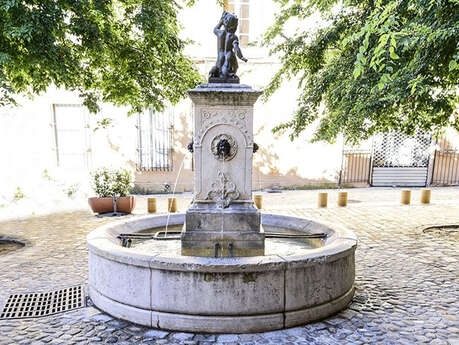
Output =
[
  {"x1": 263, "y1": 0, "x2": 459, "y2": 143},
  {"x1": 0, "y1": 0, "x2": 201, "y2": 113}
]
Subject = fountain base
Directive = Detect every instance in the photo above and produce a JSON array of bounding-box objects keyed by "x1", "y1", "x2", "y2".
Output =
[
  {"x1": 87, "y1": 213, "x2": 357, "y2": 333},
  {"x1": 182, "y1": 203, "x2": 264, "y2": 257}
]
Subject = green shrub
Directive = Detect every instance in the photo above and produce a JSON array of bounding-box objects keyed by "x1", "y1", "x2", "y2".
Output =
[{"x1": 91, "y1": 168, "x2": 133, "y2": 197}]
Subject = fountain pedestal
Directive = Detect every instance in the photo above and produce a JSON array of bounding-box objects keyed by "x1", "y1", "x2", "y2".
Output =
[{"x1": 181, "y1": 83, "x2": 264, "y2": 257}]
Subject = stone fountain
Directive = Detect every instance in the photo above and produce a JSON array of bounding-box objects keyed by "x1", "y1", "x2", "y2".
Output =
[
  {"x1": 181, "y1": 83, "x2": 264, "y2": 258},
  {"x1": 87, "y1": 11, "x2": 357, "y2": 333}
]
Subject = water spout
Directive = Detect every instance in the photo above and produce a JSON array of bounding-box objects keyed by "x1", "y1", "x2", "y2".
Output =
[{"x1": 214, "y1": 243, "x2": 220, "y2": 258}]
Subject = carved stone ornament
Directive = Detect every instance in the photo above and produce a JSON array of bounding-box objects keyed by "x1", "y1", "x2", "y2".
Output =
[
  {"x1": 211, "y1": 134, "x2": 238, "y2": 161},
  {"x1": 195, "y1": 109, "x2": 249, "y2": 146},
  {"x1": 206, "y1": 171, "x2": 240, "y2": 208}
]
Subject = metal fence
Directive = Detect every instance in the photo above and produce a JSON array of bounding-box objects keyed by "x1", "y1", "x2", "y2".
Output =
[
  {"x1": 372, "y1": 131, "x2": 432, "y2": 168},
  {"x1": 431, "y1": 137, "x2": 459, "y2": 185},
  {"x1": 339, "y1": 150, "x2": 372, "y2": 185}
]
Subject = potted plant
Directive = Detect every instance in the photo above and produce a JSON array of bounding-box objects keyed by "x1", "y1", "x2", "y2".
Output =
[{"x1": 88, "y1": 168, "x2": 136, "y2": 214}]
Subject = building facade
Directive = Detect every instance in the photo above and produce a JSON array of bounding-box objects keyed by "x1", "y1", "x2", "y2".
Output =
[{"x1": 1, "y1": 0, "x2": 458, "y2": 205}]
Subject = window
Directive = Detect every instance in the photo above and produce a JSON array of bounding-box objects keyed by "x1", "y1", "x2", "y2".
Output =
[
  {"x1": 52, "y1": 104, "x2": 91, "y2": 170},
  {"x1": 137, "y1": 109, "x2": 173, "y2": 171},
  {"x1": 225, "y1": 0, "x2": 249, "y2": 47}
]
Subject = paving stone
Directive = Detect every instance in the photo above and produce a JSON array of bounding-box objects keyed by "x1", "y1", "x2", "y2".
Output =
[
  {"x1": 0, "y1": 190, "x2": 457, "y2": 344},
  {"x1": 217, "y1": 334, "x2": 239, "y2": 342},
  {"x1": 143, "y1": 329, "x2": 169, "y2": 339},
  {"x1": 193, "y1": 334, "x2": 216, "y2": 342},
  {"x1": 105, "y1": 335, "x2": 118, "y2": 343},
  {"x1": 171, "y1": 332, "x2": 194, "y2": 341},
  {"x1": 90, "y1": 314, "x2": 113, "y2": 323}
]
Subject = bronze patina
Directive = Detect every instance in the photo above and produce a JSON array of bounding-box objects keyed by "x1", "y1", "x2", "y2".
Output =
[{"x1": 209, "y1": 11, "x2": 248, "y2": 83}]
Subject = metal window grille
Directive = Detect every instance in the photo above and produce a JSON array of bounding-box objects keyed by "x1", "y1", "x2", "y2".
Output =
[
  {"x1": 431, "y1": 136, "x2": 459, "y2": 185},
  {"x1": 372, "y1": 131, "x2": 432, "y2": 168},
  {"x1": 137, "y1": 109, "x2": 173, "y2": 171},
  {"x1": 225, "y1": 0, "x2": 249, "y2": 47},
  {"x1": 52, "y1": 104, "x2": 91, "y2": 169}
]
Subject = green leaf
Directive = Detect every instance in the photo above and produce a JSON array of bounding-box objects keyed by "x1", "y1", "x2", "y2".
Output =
[
  {"x1": 389, "y1": 47, "x2": 400, "y2": 60},
  {"x1": 353, "y1": 66, "x2": 361, "y2": 79}
]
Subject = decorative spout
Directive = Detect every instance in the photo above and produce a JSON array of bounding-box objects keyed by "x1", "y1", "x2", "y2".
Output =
[
  {"x1": 216, "y1": 139, "x2": 231, "y2": 158},
  {"x1": 187, "y1": 141, "x2": 194, "y2": 153}
]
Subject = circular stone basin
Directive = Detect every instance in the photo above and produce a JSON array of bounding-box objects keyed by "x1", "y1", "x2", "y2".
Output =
[
  {"x1": 0, "y1": 238, "x2": 25, "y2": 255},
  {"x1": 87, "y1": 213, "x2": 357, "y2": 333}
]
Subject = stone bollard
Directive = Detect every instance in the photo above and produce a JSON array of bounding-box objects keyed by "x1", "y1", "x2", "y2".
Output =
[
  {"x1": 400, "y1": 190, "x2": 411, "y2": 205},
  {"x1": 337, "y1": 191, "x2": 348, "y2": 207},
  {"x1": 168, "y1": 197, "x2": 178, "y2": 213},
  {"x1": 147, "y1": 198, "x2": 157, "y2": 213},
  {"x1": 318, "y1": 192, "x2": 328, "y2": 208},
  {"x1": 254, "y1": 194, "x2": 263, "y2": 209},
  {"x1": 420, "y1": 189, "x2": 431, "y2": 204}
]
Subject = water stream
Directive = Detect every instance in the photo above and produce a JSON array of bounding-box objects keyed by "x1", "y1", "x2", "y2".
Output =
[
  {"x1": 165, "y1": 156, "x2": 186, "y2": 237},
  {"x1": 220, "y1": 152, "x2": 225, "y2": 251}
]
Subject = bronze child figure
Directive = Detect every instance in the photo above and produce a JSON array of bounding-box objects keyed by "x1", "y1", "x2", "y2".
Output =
[{"x1": 209, "y1": 11, "x2": 248, "y2": 83}]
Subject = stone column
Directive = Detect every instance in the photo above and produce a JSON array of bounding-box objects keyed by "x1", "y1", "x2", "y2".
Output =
[{"x1": 181, "y1": 83, "x2": 265, "y2": 257}]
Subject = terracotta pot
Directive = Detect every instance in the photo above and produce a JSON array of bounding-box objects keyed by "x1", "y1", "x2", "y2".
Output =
[
  {"x1": 116, "y1": 196, "x2": 136, "y2": 213},
  {"x1": 88, "y1": 196, "x2": 136, "y2": 214}
]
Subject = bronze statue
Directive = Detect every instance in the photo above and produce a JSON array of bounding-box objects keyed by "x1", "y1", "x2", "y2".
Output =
[{"x1": 209, "y1": 11, "x2": 248, "y2": 83}]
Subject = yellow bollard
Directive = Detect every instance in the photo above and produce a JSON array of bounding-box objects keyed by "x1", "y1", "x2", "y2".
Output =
[
  {"x1": 400, "y1": 190, "x2": 411, "y2": 205},
  {"x1": 254, "y1": 194, "x2": 263, "y2": 209},
  {"x1": 147, "y1": 197, "x2": 157, "y2": 213},
  {"x1": 337, "y1": 191, "x2": 348, "y2": 207},
  {"x1": 420, "y1": 189, "x2": 431, "y2": 204},
  {"x1": 168, "y1": 197, "x2": 178, "y2": 213},
  {"x1": 318, "y1": 192, "x2": 328, "y2": 208}
]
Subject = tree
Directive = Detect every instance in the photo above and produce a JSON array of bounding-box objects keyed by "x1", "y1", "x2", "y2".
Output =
[
  {"x1": 263, "y1": 0, "x2": 458, "y2": 144},
  {"x1": 0, "y1": 0, "x2": 201, "y2": 113}
]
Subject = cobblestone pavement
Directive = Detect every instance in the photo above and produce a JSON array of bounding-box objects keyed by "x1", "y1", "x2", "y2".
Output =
[{"x1": 0, "y1": 188, "x2": 458, "y2": 344}]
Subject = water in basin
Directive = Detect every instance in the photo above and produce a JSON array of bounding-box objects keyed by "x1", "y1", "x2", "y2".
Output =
[{"x1": 126, "y1": 225, "x2": 325, "y2": 258}]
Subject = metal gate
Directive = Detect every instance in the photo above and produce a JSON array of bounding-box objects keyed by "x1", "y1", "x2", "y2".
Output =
[
  {"x1": 339, "y1": 149, "x2": 372, "y2": 185},
  {"x1": 431, "y1": 136, "x2": 459, "y2": 185},
  {"x1": 371, "y1": 132, "x2": 432, "y2": 187}
]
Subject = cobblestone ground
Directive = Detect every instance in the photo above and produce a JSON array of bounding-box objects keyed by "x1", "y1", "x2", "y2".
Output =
[{"x1": 0, "y1": 188, "x2": 458, "y2": 345}]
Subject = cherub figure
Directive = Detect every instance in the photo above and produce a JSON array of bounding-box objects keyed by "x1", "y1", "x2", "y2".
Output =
[{"x1": 209, "y1": 11, "x2": 248, "y2": 83}]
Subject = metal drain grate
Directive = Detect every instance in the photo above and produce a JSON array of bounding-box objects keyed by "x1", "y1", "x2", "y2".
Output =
[{"x1": 0, "y1": 285, "x2": 85, "y2": 319}]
